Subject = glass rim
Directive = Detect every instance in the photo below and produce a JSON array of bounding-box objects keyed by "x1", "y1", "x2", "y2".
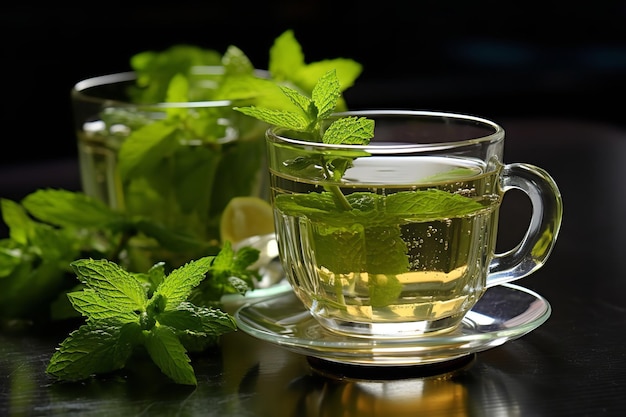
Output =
[
  {"x1": 71, "y1": 66, "x2": 269, "y2": 108},
  {"x1": 266, "y1": 110, "x2": 505, "y2": 152}
]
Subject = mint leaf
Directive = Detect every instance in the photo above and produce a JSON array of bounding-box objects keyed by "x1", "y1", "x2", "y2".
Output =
[
  {"x1": 235, "y1": 106, "x2": 309, "y2": 131},
  {"x1": 154, "y1": 256, "x2": 213, "y2": 309},
  {"x1": 0, "y1": 197, "x2": 83, "y2": 319},
  {"x1": 46, "y1": 321, "x2": 139, "y2": 381},
  {"x1": 1, "y1": 199, "x2": 33, "y2": 244},
  {"x1": 67, "y1": 289, "x2": 138, "y2": 323},
  {"x1": 312, "y1": 70, "x2": 342, "y2": 119},
  {"x1": 144, "y1": 325, "x2": 196, "y2": 385},
  {"x1": 268, "y1": 29, "x2": 305, "y2": 81},
  {"x1": 276, "y1": 190, "x2": 483, "y2": 226},
  {"x1": 133, "y1": 261, "x2": 167, "y2": 293},
  {"x1": 156, "y1": 302, "x2": 236, "y2": 337},
  {"x1": 22, "y1": 189, "x2": 125, "y2": 229},
  {"x1": 281, "y1": 85, "x2": 315, "y2": 115},
  {"x1": 117, "y1": 121, "x2": 179, "y2": 179},
  {"x1": 0, "y1": 241, "x2": 22, "y2": 278},
  {"x1": 216, "y1": 76, "x2": 296, "y2": 111},
  {"x1": 363, "y1": 226, "x2": 410, "y2": 275},
  {"x1": 129, "y1": 44, "x2": 222, "y2": 103},
  {"x1": 157, "y1": 302, "x2": 236, "y2": 353},
  {"x1": 297, "y1": 59, "x2": 363, "y2": 93},
  {"x1": 191, "y1": 241, "x2": 261, "y2": 300},
  {"x1": 164, "y1": 73, "x2": 190, "y2": 118},
  {"x1": 221, "y1": 45, "x2": 255, "y2": 75},
  {"x1": 385, "y1": 189, "x2": 484, "y2": 219},
  {"x1": 235, "y1": 70, "x2": 373, "y2": 193},
  {"x1": 310, "y1": 221, "x2": 409, "y2": 276},
  {"x1": 0, "y1": 240, "x2": 74, "y2": 319},
  {"x1": 70, "y1": 259, "x2": 148, "y2": 313},
  {"x1": 208, "y1": 241, "x2": 257, "y2": 285},
  {"x1": 228, "y1": 245, "x2": 261, "y2": 271},
  {"x1": 322, "y1": 116, "x2": 375, "y2": 145},
  {"x1": 166, "y1": 72, "x2": 189, "y2": 102}
]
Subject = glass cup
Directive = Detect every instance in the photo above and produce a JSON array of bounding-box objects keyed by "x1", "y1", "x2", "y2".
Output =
[
  {"x1": 266, "y1": 110, "x2": 562, "y2": 338},
  {"x1": 72, "y1": 68, "x2": 269, "y2": 272}
]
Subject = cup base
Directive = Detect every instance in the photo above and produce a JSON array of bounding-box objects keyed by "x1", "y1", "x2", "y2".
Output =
[
  {"x1": 313, "y1": 312, "x2": 466, "y2": 339},
  {"x1": 307, "y1": 353, "x2": 476, "y2": 381}
]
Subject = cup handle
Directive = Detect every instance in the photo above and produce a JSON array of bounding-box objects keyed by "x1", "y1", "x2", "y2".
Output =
[{"x1": 486, "y1": 163, "x2": 563, "y2": 287}]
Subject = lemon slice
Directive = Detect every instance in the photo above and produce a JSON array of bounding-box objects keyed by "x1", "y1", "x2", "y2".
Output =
[{"x1": 220, "y1": 196, "x2": 275, "y2": 244}]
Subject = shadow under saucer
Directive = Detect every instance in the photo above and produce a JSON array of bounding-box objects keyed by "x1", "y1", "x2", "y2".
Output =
[{"x1": 307, "y1": 354, "x2": 476, "y2": 381}]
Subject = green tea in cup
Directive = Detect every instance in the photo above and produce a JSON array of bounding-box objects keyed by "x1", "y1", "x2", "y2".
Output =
[
  {"x1": 72, "y1": 68, "x2": 269, "y2": 271},
  {"x1": 265, "y1": 110, "x2": 562, "y2": 338}
]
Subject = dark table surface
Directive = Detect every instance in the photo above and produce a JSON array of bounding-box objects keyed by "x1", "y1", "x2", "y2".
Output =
[{"x1": 1, "y1": 117, "x2": 625, "y2": 416}]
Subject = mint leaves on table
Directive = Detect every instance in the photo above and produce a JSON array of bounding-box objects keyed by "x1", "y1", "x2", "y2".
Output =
[
  {"x1": 0, "y1": 189, "x2": 259, "y2": 322},
  {"x1": 2, "y1": 190, "x2": 259, "y2": 385},
  {"x1": 46, "y1": 250, "x2": 250, "y2": 386}
]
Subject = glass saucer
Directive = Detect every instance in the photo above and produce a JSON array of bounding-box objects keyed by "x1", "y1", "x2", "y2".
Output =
[{"x1": 235, "y1": 283, "x2": 551, "y2": 366}]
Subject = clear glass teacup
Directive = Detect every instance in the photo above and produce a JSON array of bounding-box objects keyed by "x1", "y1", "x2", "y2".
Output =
[
  {"x1": 266, "y1": 110, "x2": 562, "y2": 338},
  {"x1": 72, "y1": 67, "x2": 269, "y2": 272}
]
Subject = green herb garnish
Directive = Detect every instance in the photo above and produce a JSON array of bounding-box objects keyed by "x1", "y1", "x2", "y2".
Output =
[
  {"x1": 46, "y1": 251, "x2": 248, "y2": 386},
  {"x1": 236, "y1": 69, "x2": 374, "y2": 209}
]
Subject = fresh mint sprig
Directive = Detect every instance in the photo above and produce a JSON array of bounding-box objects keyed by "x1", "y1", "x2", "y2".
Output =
[
  {"x1": 235, "y1": 69, "x2": 373, "y2": 145},
  {"x1": 46, "y1": 245, "x2": 253, "y2": 385},
  {"x1": 235, "y1": 69, "x2": 374, "y2": 209}
]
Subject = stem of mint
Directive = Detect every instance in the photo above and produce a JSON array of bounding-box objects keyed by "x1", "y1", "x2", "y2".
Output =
[
  {"x1": 321, "y1": 164, "x2": 353, "y2": 211},
  {"x1": 234, "y1": 69, "x2": 375, "y2": 214}
]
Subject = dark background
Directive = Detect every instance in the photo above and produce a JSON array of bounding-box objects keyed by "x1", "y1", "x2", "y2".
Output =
[{"x1": 1, "y1": 1, "x2": 626, "y2": 167}]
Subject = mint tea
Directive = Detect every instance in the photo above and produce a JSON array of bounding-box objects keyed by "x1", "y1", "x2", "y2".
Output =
[{"x1": 271, "y1": 155, "x2": 502, "y2": 338}]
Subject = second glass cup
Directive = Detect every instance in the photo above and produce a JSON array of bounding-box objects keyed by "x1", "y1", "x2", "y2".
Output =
[
  {"x1": 266, "y1": 110, "x2": 563, "y2": 338},
  {"x1": 72, "y1": 68, "x2": 269, "y2": 272}
]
